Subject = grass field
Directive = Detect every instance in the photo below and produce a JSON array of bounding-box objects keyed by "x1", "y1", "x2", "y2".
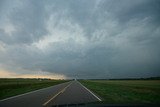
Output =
[
  {"x1": 80, "y1": 80, "x2": 160, "y2": 104},
  {"x1": 0, "y1": 78, "x2": 69, "y2": 100}
]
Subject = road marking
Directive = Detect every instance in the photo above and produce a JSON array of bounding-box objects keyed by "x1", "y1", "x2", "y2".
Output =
[
  {"x1": 43, "y1": 82, "x2": 72, "y2": 106},
  {"x1": 0, "y1": 82, "x2": 68, "y2": 102},
  {"x1": 77, "y1": 81, "x2": 102, "y2": 101}
]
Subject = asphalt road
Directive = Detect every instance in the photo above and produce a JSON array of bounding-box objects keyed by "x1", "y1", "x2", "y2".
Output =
[{"x1": 0, "y1": 80, "x2": 101, "y2": 107}]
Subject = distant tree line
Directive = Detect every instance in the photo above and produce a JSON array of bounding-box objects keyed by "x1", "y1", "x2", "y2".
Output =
[{"x1": 78, "y1": 76, "x2": 160, "y2": 80}]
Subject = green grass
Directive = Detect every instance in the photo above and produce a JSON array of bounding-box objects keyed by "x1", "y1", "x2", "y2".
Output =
[
  {"x1": 80, "y1": 80, "x2": 160, "y2": 104},
  {"x1": 0, "y1": 78, "x2": 69, "y2": 100}
]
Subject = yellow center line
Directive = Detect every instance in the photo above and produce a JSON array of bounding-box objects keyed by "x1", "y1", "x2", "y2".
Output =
[{"x1": 42, "y1": 82, "x2": 72, "y2": 106}]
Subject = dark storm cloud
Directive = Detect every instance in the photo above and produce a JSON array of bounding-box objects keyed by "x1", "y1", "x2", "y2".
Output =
[
  {"x1": 0, "y1": 0, "x2": 48, "y2": 44},
  {"x1": 0, "y1": 0, "x2": 160, "y2": 79}
]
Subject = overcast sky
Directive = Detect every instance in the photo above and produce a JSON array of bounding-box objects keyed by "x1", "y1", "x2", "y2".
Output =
[{"x1": 0, "y1": 0, "x2": 160, "y2": 79}]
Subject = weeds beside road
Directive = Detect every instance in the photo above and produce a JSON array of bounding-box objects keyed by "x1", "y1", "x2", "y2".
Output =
[
  {"x1": 80, "y1": 80, "x2": 160, "y2": 104},
  {"x1": 0, "y1": 78, "x2": 69, "y2": 100}
]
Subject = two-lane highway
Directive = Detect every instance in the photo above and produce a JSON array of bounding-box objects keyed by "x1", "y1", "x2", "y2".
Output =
[
  {"x1": 0, "y1": 80, "x2": 101, "y2": 107},
  {"x1": 45, "y1": 80, "x2": 101, "y2": 106}
]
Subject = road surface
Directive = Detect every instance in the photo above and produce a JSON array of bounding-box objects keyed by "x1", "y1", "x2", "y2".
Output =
[{"x1": 0, "y1": 80, "x2": 101, "y2": 107}]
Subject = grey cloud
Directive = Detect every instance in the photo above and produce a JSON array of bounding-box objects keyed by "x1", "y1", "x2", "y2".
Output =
[
  {"x1": 0, "y1": 0, "x2": 48, "y2": 44},
  {"x1": 0, "y1": 0, "x2": 160, "y2": 79}
]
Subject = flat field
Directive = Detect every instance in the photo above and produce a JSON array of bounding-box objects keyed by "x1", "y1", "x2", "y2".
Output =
[
  {"x1": 80, "y1": 80, "x2": 160, "y2": 104},
  {"x1": 0, "y1": 78, "x2": 68, "y2": 100}
]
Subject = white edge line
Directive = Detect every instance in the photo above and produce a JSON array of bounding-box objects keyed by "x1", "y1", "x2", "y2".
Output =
[
  {"x1": 0, "y1": 82, "x2": 70, "y2": 102},
  {"x1": 77, "y1": 81, "x2": 102, "y2": 101}
]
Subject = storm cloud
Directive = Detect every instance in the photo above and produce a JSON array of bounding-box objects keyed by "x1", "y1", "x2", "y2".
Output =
[{"x1": 0, "y1": 0, "x2": 160, "y2": 79}]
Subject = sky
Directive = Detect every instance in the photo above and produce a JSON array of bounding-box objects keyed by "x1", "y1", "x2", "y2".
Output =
[{"x1": 0, "y1": 0, "x2": 160, "y2": 79}]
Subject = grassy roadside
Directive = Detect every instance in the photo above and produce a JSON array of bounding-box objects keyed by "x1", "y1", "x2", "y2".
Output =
[
  {"x1": 80, "y1": 80, "x2": 160, "y2": 104},
  {"x1": 0, "y1": 78, "x2": 69, "y2": 100}
]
